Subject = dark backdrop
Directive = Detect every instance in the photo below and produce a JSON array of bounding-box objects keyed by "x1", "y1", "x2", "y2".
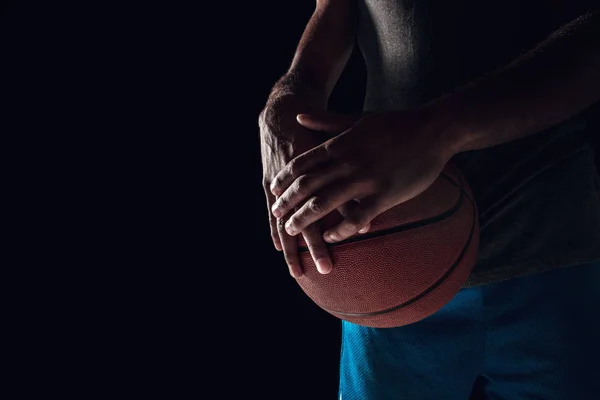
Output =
[
  {"x1": 1, "y1": 2, "x2": 363, "y2": 398},
  {"x1": 2, "y1": 2, "x2": 597, "y2": 399},
  {"x1": 244, "y1": 3, "x2": 368, "y2": 399}
]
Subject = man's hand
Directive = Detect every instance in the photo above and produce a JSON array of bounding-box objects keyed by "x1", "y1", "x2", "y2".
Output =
[
  {"x1": 269, "y1": 107, "x2": 458, "y2": 246},
  {"x1": 259, "y1": 97, "x2": 368, "y2": 278}
]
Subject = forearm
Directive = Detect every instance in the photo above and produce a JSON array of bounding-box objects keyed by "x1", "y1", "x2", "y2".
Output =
[
  {"x1": 267, "y1": 0, "x2": 357, "y2": 108},
  {"x1": 430, "y1": 8, "x2": 600, "y2": 155}
]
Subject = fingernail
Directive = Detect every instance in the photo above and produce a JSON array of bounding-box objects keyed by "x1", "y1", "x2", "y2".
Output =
[
  {"x1": 285, "y1": 222, "x2": 296, "y2": 235},
  {"x1": 290, "y1": 266, "x2": 302, "y2": 278},
  {"x1": 272, "y1": 206, "x2": 281, "y2": 218},
  {"x1": 324, "y1": 232, "x2": 338, "y2": 243},
  {"x1": 316, "y1": 258, "x2": 332, "y2": 274}
]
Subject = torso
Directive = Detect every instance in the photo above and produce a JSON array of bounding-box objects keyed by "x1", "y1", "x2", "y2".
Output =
[
  {"x1": 355, "y1": 0, "x2": 600, "y2": 286},
  {"x1": 356, "y1": 0, "x2": 591, "y2": 109}
]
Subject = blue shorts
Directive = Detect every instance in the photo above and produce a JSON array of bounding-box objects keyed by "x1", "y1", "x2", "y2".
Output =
[{"x1": 339, "y1": 261, "x2": 600, "y2": 400}]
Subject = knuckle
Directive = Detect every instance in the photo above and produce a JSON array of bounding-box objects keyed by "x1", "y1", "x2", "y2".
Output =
[
  {"x1": 277, "y1": 218, "x2": 286, "y2": 230},
  {"x1": 323, "y1": 141, "x2": 337, "y2": 156},
  {"x1": 308, "y1": 197, "x2": 325, "y2": 214},
  {"x1": 287, "y1": 215, "x2": 300, "y2": 227},
  {"x1": 270, "y1": 218, "x2": 279, "y2": 229},
  {"x1": 283, "y1": 250, "x2": 297, "y2": 265},
  {"x1": 304, "y1": 236, "x2": 318, "y2": 249},
  {"x1": 288, "y1": 160, "x2": 301, "y2": 177},
  {"x1": 307, "y1": 243, "x2": 325, "y2": 256},
  {"x1": 345, "y1": 215, "x2": 366, "y2": 230},
  {"x1": 281, "y1": 243, "x2": 293, "y2": 257},
  {"x1": 276, "y1": 196, "x2": 288, "y2": 209},
  {"x1": 295, "y1": 175, "x2": 309, "y2": 193}
]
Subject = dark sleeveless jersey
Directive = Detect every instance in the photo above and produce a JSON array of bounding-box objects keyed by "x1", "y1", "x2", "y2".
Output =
[{"x1": 355, "y1": 0, "x2": 600, "y2": 286}]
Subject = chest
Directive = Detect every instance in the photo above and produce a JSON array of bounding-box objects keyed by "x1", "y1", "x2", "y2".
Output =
[{"x1": 357, "y1": 0, "x2": 588, "y2": 36}]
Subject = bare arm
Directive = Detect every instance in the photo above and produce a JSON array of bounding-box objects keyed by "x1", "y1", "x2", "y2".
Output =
[
  {"x1": 266, "y1": 0, "x2": 358, "y2": 109},
  {"x1": 432, "y1": 7, "x2": 600, "y2": 154},
  {"x1": 259, "y1": 1, "x2": 362, "y2": 277}
]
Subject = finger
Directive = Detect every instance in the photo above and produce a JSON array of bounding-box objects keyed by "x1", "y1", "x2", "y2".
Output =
[
  {"x1": 277, "y1": 210, "x2": 303, "y2": 278},
  {"x1": 271, "y1": 161, "x2": 349, "y2": 219},
  {"x1": 265, "y1": 186, "x2": 282, "y2": 251},
  {"x1": 296, "y1": 112, "x2": 360, "y2": 133},
  {"x1": 270, "y1": 144, "x2": 330, "y2": 197},
  {"x1": 338, "y1": 200, "x2": 371, "y2": 234},
  {"x1": 285, "y1": 180, "x2": 368, "y2": 237},
  {"x1": 324, "y1": 196, "x2": 385, "y2": 243},
  {"x1": 301, "y1": 223, "x2": 333, "y2": 274}
]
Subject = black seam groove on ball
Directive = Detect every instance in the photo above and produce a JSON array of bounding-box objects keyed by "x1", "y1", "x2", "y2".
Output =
[
  {"x1": 323, "y1": 172, "x2": 477, "y2": 318},
  {"x1": 298, "y1": 171, "x2": 473, "y2": 253}
]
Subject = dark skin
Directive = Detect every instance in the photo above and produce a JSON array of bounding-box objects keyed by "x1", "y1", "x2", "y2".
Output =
[
  {"x1": 259, "y1": 0, "x2": 365, "y2": 278},
  {"x1": 261, "y1": 1, "x2": 600, "y2": 277}
]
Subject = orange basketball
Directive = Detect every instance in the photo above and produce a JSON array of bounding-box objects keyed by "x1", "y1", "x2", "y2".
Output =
[{"x1": 295, "y1": 162, "x2": 479, "y2": 328}]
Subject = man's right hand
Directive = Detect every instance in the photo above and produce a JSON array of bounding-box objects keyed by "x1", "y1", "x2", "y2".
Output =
[{"x1": 259, "y1": 96, "x2": 367, "y2": 278}]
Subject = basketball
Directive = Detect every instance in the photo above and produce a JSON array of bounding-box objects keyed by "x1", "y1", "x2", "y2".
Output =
[{"x1": 295, "y1": 161, "x2": 480, "y2": 328}]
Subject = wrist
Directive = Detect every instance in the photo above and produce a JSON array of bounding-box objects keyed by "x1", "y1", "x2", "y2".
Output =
[{"x1": 422, "y1": 92, "x2": 474, "y2": 157}]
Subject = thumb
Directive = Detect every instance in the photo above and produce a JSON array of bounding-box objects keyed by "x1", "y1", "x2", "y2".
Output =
[{"x1": 296, "y1": 111, "x2": 361, "y2": 133}]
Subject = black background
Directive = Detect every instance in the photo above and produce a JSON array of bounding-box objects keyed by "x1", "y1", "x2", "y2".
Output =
[
  {"x1": 2, "y1": 2, "x2": 598, "y2": 398},
  {"x1": 1, "y1": 2, "x2": 364, "y2": 398}
]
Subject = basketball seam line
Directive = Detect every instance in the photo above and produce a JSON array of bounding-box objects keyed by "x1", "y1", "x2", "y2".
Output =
[
  {"x1": 320, "y1": 172, "x2": 478, "y2": 318},
  {"x1": 298, "y1": 171, "x2": 473, "y2": 252}
]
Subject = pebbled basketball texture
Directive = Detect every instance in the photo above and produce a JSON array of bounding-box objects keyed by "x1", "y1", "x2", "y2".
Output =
[{"x1": 295, "y1": 162, "x2": 479, "y2": 328}]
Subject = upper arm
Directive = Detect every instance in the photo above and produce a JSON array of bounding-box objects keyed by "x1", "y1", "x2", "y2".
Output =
[{"x1": 289, "y1": 0, "x2": 358, "y2": 95}]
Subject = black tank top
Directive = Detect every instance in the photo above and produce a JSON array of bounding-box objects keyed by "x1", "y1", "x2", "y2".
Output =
[{"x1": 356, "y1": 0, "x2": 600, "y2": 286}]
